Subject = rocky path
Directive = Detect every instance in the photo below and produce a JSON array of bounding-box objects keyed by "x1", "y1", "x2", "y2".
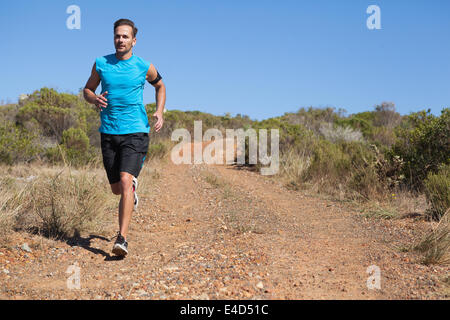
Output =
[{"x1": 0, "y1": 159, "x2": 448, "y2": 299}]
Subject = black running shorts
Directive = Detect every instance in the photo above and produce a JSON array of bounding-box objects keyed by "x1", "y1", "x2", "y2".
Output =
[{"x1": 100, "y1": 132, "x2": 149, "y2": 184}]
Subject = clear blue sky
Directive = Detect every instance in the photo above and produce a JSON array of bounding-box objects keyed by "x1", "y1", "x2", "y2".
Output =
[{"x1": 1, "y1": 0, "x2": 449, "y2": 120}]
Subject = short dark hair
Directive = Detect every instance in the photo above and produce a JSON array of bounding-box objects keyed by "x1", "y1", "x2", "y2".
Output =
[{"x1": 114, "y1": 19, "x2": 138, "y2": 38}]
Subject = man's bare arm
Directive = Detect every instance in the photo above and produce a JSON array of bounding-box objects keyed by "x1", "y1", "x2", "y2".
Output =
[
  {"x1": 83, "y1": 63, "x2": 108, "y2": 110},
  {"x1": 146, "y1": 64, "x2": 166, "y2": 132}
]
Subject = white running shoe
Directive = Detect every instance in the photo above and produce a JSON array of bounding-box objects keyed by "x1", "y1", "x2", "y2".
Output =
[
  {"x1": 132, "y1": 176, "x2": 138, "y2": 210},
  {"x1": 112, "y1": 232, "x2": 128, "y2": 256}
]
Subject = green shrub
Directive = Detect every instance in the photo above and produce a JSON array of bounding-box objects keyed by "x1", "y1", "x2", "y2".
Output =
[
  {"x1": 304, "y1": 140, "x2": 385, "y2": 199},
  {"x1": 424, "y1": 164, "x2": 450, "y2": 220},
  {"x1": 370, "y1": 126, "x2": 397, "y2": 147},
  {"x1": 281, "y1": 107, "x2": 339, "y2": 134},
  {"x1": 392, "y1": 109, "x2": 449, "y2": 190},
  {"x1": 335, "y1": 103, "x2": 401, "y2": 147},
  {"x1": 46, "y1": 128, "x2": 97, "y2": 166},
  {"x1": 16, "y1": 103, "x2": 76, "y2": 139},
  {"x1": 372, "y1": 145, "x2": 405, "y2": 189},
  {"x1": 305, "y1": 139, "x2": 351, "y2": 183},
  {"x1": 147, "y1": 142, "x2": 169, "y2": 160},
  {"x1": 0, "y1": 121, "x2": 41, "y2": 164},
  {"x1": 62, "y1": 128, "x2": 97, "y2": 166},
  {"x1": 45, "y1": 146, "x2": 63, "y2": 164},
  {"x1": 0, "y1": 104, "x2": 19, "y2": 123},
  {"x1": 348, "y1": 165, "x2": 383, "y2": 200},
  {"x1": 16, "y1": 88, "x2": 99, "y2": 143},
  {"x1": 336, "y1": 113, "x2": 376, "y2": 139}
]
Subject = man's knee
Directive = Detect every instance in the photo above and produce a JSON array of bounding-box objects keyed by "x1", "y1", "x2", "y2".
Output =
[{"x1": 119, "y1": 173, "x2": 133, "y2": 193}]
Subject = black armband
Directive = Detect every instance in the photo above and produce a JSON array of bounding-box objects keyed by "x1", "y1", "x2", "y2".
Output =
[{"x1": 149, "y1": 71, "x2": 162, "y2": 85}]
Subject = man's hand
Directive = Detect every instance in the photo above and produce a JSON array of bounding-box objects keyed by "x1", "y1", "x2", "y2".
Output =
[
  {"x1": 95, "y1": 91, "x2": 108, "y2": 111},
  {"x1": 153, "y1": 111, "x2": 164, "y2": 132}
]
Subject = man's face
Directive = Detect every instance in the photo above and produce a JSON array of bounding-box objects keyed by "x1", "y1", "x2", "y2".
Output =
[{"x1": 114, "y1": 25, "x2": 136, "y2": 54}]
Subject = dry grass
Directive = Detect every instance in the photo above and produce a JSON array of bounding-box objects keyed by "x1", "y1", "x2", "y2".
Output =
[
  {"x1": 0, "y1": 163, "x2": 116, "y2": 242},
  {"x1": 359, "y1": 190, "x2": 428, "y2": 220},
  {"x1": 0, "y1": 156, "x2": 168, "y2": 245},
  {"x1": 26, "y1": 170, "x2": 110, "y2": 238},
  {"x1": 362, "y1": 206, "x2": 398, "y2": 220},
  {"x1": 414, "y1": 209, "x2": 450, "y2": 265},
  {"x1": 279, "y1": 149, "x2": 311, "y2": 191},
  {"x1": 0, "y1": 177, "x2": 27, "y2": 243}
]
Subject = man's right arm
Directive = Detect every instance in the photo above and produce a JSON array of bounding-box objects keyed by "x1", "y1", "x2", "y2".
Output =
[{"x1": 83, "y1": 63, "x2": 108, "y2": 110}]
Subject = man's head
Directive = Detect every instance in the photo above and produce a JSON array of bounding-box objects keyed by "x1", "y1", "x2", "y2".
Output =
[{"x1": 114, "y1": 19, "x2": 138, "y2": 55}]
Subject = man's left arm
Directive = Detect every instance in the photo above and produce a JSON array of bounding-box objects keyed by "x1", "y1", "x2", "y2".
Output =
[{"x1": 146, "y1": 64, "x2": 166, "y2": 132}]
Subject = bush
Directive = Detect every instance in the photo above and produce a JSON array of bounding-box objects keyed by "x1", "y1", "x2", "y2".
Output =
[
  {"x1": 373, "y1": 102, "x2": 402, "y2": 128},
  {"x1": 336, "y1": 113, "x2": 375, "y2": 140},
  {"x1": 392, "y1": 109, "x2": 449, "y2": 190},
  {"x1": 424, "y1": 164, "x2": 450, "y2": 220},
  {"x1": 283, "y1": 107, "x2": 339, "y2": 134},
  {"x1": 20, "y1": 170, "x2": 110, "y2": 239},
  {"x1": 46, "y1": 128, "x2": 97, "y2": 166},
  {"x1": 147, "y1": 142, "x2": 169, "y2": 160},
  {"x1": 371, "y1": 145, "x2": 405, "y2": 189},
  {"x1": 305, "y1": 139, "x2": 351, "y2": 183},
  {"x1": 0, "y1": 104, "x2": 19, "y2": 123},
  {"x1": 304, "y1": 140, "x2": 385, "y2": 199},
  {"x1": 348, "y1": 165, "x2": 383, "y2": 200},
  {"x1": 15, "y1": 87, "x2": 99, "y2": 144},
  {"x1": 16, "y1": 102, "x2": 76, "y2": 140},
  {"x1": 0, "y1": 121, "x2": 41, "y2": 164},
  {"x1": 335, "y1": 103, "x2": 401, "y2": 147},
  {"x1": 414, "y1": 209, "x2": 449, "y2": 265}
]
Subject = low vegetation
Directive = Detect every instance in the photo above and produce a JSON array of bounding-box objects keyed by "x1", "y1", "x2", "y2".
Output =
[
  {"x1": 414, "y1": 209, "x2": 450, "y2": 266},
  {"x1": 0, "y1": 164, "x2": 115, "y2": 243},
  {"x1": 0, "y1": 88, "x2": 448, "y2": 264}
]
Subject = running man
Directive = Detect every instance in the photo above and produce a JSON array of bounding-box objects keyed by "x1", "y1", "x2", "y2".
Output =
[{"x1": 83, "y1": 18, "x2": 166, "y2": 257}]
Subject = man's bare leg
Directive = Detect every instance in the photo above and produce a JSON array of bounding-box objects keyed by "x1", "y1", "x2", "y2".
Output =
[{"x1": 117, "y1": 172, "x2": 134, "y2": 240}]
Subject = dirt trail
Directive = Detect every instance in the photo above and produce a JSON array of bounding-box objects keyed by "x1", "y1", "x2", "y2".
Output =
[{"x1": 0, "y1": 155, "x2": 448, "y2": 299}]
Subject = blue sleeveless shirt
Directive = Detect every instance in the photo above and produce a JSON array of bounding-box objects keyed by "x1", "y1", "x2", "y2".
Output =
[{"x1": 95, "y1": 53, "x2": 151, "y2": 134}]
